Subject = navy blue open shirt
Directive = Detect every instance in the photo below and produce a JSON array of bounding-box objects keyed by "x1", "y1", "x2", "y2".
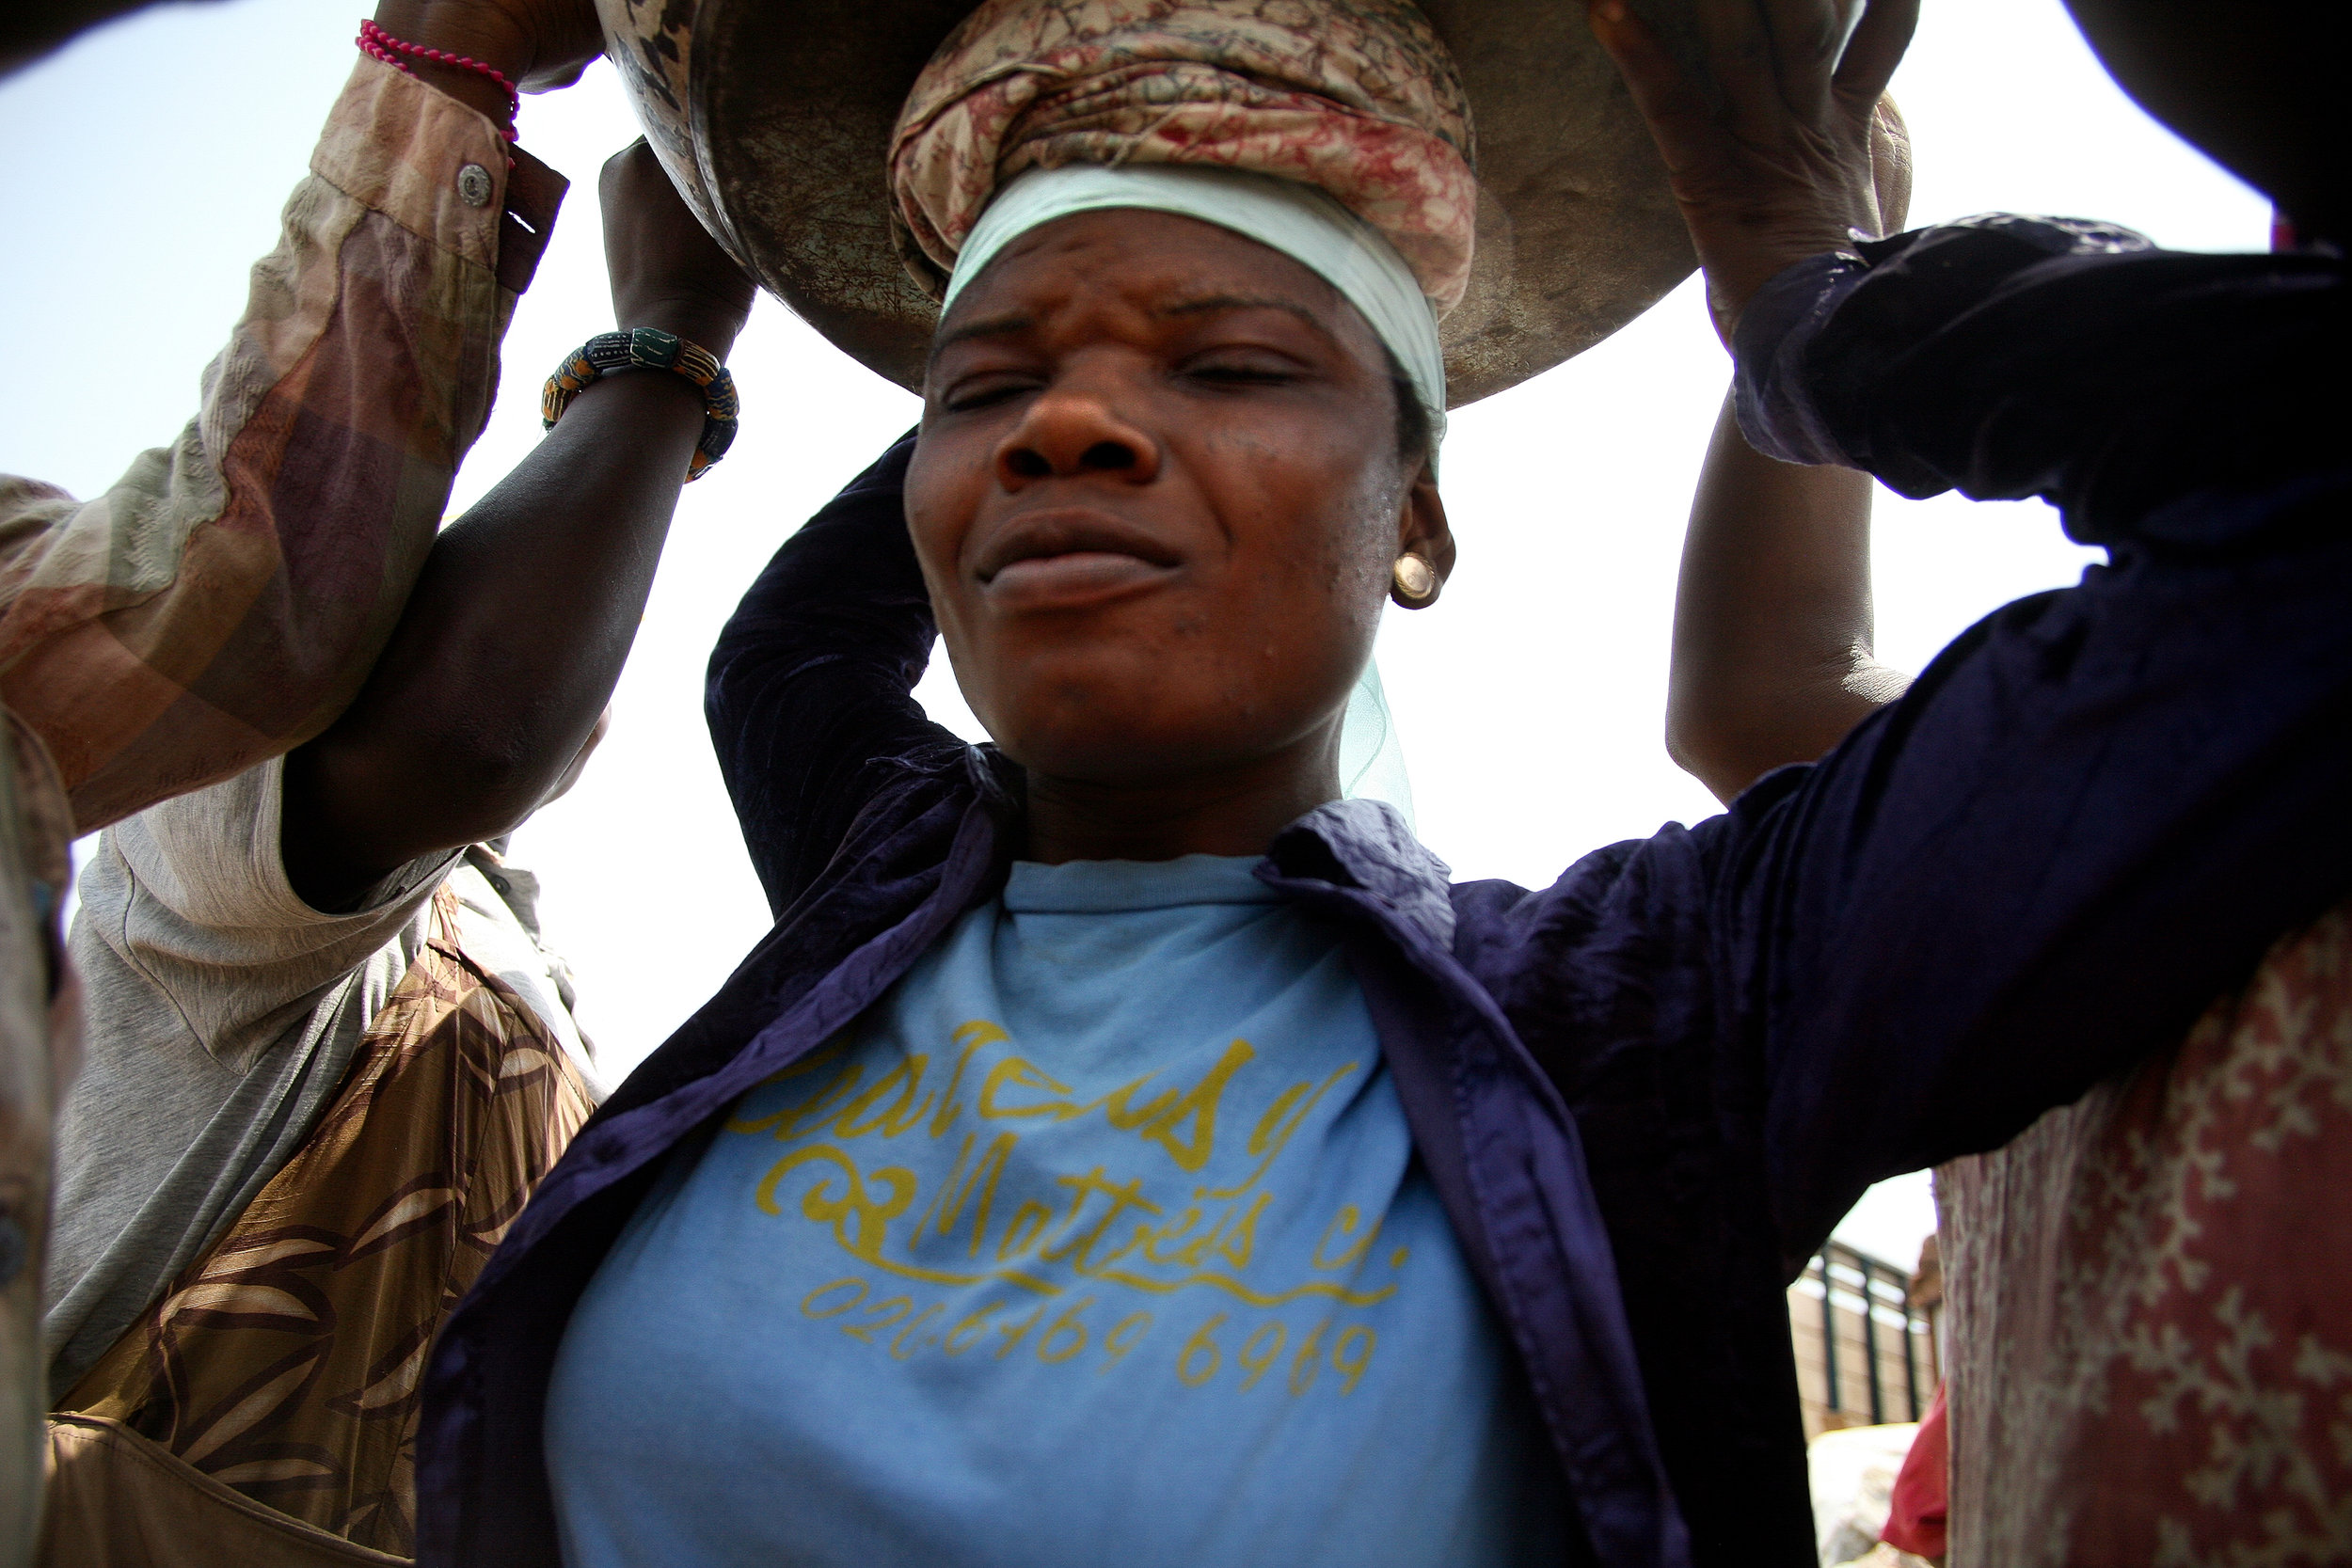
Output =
[{"x1": 417, "y1": 218, "x2": 2349, "y2": 1568}]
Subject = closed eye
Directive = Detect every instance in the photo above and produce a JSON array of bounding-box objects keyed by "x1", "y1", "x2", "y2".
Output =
[
  {"x1": 940, "y1": 374, "x2": 1043, "y2": 413},
  {"x1": 1179, "y1": 349, "x2": 1310, "y2": 388},
  {"x1": 1190, "y1": 364, "x2": 1294, "y2": 383}
]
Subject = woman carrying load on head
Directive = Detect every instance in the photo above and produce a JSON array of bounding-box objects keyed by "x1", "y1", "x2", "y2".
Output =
[{"x1": 415, "y1": 0, "x2": 2352, "y2": 1560}]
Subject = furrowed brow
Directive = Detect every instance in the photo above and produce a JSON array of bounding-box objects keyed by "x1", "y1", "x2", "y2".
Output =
[
  {"x1": 928, "y1": 310, "x2": 1035, "y2": 368},
  {"x1": 1155, "y1": 293, "x2": 1335, "y2": 341}
]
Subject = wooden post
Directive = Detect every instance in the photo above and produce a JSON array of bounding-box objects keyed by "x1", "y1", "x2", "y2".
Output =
[
  {"x1": 1859, "y1": 1252, "x2": 1883, "y2": 1425},
  {"x1": 1901, "y1": 1296, "x2": 1921, "y2": 1421},
  {"x1": 1819, "y1": 1248, "x2": 1840, "y2": 1417}
]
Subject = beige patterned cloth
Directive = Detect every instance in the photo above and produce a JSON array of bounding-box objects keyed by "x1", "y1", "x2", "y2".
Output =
[
  {"x1": 0, "y1": 57, "x2": 561, "y2": 1563},
  {"x1": 48, "y1": 887, "x2": 595, "y2": 1559},
  {"x1": 1937, "y1": 895, "x2": 2352, "y2": 1565},
  {"x1": 40, "y1": 1414, "x2": 405, "y2": 1568},
  {"x1": 888, "y1": 0, "x2": 1478, "y2": 312}
]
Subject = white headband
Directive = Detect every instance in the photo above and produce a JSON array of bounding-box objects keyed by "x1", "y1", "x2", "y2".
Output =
[
  {"x1": 941, "y1": 163, "x2": 1438, "y2": 829},
  {"x1": 945, "y1": 164, "x2": 1449, "y2": 451}
]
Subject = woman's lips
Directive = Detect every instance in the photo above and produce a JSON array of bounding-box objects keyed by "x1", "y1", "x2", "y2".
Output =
[
  {"x1": 973, "y1": 509, "x2": 1183, "y2": 610},
  {"x1": 981, "y1": 549, "x2": 1175, "y2": 610}
]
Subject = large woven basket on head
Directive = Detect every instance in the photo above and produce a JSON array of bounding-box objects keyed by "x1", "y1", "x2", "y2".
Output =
[{"x1": 594, "y1": 0, "x2": 1708, "y2": 406}]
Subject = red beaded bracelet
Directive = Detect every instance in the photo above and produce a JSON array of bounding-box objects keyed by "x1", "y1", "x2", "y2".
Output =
[{"x1": 357, "y1": 18, "x2": 521, "y2": 143}]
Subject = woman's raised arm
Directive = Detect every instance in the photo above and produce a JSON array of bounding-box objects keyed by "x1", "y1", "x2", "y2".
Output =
[
  {"x1": 1589, "y1": 0, "x2": 2350, "y2": 1264},
  {"x1": 0, "y1": 0, "x2": 601, "y2": 836},
  {"x1": 1661, "y1": 83, "x2": 1915, "y2": 806},
  {"x1": 1665, "y1": 392, "x2": 1904, "y2": 804},
  {"x1": 705, "y1": 434, "x2": 972, "y2": 918},
  {"x1": 280, "y1": 141, "x2": 755, "y2": 911}
]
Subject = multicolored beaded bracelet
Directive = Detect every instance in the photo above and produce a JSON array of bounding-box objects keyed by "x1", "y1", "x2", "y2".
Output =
[{"x1": 542, "y1": 328, "x2": 740, "y2": 482}]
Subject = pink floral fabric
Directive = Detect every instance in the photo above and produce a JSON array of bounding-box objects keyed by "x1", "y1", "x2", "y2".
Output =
[
  {"x1": 888, "y1": 0, "x2": 1478, "y2": 313},
  {"x1": 1937, "y1": 895, "x2": 2352, "y2": 1564}
]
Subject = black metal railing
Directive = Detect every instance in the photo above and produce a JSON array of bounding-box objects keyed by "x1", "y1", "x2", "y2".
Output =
[{"x1": 1793, "y1": 1239, "x2": 1934, "y2": 1427}]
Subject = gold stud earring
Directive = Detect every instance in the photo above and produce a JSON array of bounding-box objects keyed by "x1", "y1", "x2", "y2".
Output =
[{"x1": 1391, "y1": 552, "x2": 1438, "y2": 608}]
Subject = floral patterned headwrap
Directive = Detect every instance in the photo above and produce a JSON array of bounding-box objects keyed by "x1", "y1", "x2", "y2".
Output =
[{"x1": 888, "y1": 0, "x2": 1481, "y2": 316}]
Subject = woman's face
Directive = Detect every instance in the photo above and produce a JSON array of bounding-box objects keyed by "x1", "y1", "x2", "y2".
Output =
[{"x1": 907, "y1": 209, "x2": 1450, "y2": 792}]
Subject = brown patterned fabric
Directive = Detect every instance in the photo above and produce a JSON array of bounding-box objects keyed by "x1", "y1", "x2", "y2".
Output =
[
  {"x1": 51, "y1": 887, "x2": 593, "y2": 1557},
  {"x1": 40, "y1": 1415, "x2": 405, "y2": 1568},
  {"x1": 1937, "y1": 895, "x2": 2352, "y2": 1565}
]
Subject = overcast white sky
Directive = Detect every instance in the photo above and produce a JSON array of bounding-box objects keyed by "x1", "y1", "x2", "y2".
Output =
[{"x1": 0, "y1": 0, "x2": 2267, "y2": 1268}]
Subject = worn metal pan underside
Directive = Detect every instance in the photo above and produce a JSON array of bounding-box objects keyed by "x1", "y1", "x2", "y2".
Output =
[{"x1": 598, "y1": 0, "x2": 1702, "y2": 406}]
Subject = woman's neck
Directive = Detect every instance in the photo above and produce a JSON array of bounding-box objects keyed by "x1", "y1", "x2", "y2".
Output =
[{"x1": 1020, "y1": 732, "x2": 1342, "y2": 864}]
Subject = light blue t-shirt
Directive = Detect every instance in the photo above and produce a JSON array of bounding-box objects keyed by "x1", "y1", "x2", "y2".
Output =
[{"x1": 546, "y1": 854, "x2": 1563, "y2": 1566}]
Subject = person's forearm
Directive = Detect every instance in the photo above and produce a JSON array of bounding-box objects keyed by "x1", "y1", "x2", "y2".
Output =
[
  {"x1": 370, "y1": 1, "x2": 527, "y2": 125},
  {"x1": 281, "y1": 370, "x2": 704, "y2": 908},
  {"x1": 281, "y1": 136, "x2": 749, "y2": 910},
  {"x1": 0, "y1": 53, "x2": 560, "y2": 834},
  {"x1": 1666, "y1": 392, "x2": 1907, "y2": 805}
]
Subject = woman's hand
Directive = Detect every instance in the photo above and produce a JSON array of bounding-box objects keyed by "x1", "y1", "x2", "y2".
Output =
[
  {"x1": 601, "y1": 139, "x2": 757, "y2": 361},
  {"x1": 1586, "y1": 0, "x2": 1917, "y2": 347}
]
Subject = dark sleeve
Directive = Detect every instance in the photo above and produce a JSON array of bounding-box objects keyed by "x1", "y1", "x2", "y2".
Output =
[
  {"x1": 1734, "y1": 214, "x2": 2342, "y2": 540},
  {"x1": 1715, "y1": 221, "x2": 2352, "y2": 1265},
  {"x1": 705, "y1": 432, "x2": 966, "y2": 916}
]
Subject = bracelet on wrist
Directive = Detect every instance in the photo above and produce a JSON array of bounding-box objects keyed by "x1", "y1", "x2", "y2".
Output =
[
  {"x1": 541, "y1": 328, "x2": 740, "y2": 482},
  {"x1": 357, "y1": 19, "x2": 520, "y2": 153}
]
